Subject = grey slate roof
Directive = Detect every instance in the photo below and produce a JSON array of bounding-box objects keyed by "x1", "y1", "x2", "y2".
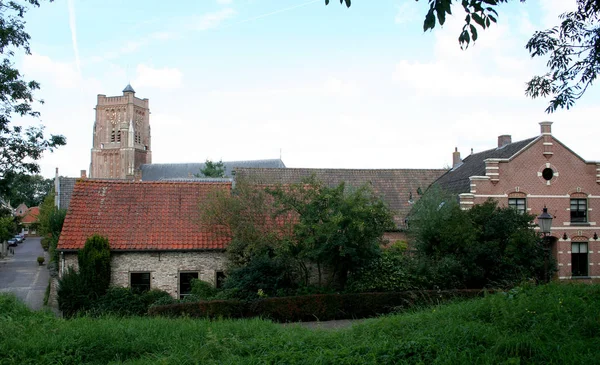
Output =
[
  {"x1": 434, "y1": 137, "x2": 538, "y2": 195},
  {"x1": 234, "y1": 167, "x2": 447, "y2": 227},
  {"x1": 123, "y1": 84, "x2": 135, "y2": 93},
  {"x1": 57, "y1": 177, "x2": 78, "y2": 210},
  {"x1": 141, "y1": 159, "x2": 286, "y2": 181}
]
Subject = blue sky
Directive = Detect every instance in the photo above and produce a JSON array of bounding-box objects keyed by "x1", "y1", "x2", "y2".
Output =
[{"x1": 15, "y1": 0, "x2": 599, "y2": 178}]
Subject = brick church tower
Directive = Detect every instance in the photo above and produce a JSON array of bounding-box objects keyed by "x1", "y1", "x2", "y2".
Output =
[{"x1": 89, "y1": 84, "x2": 151, "y2": 179}]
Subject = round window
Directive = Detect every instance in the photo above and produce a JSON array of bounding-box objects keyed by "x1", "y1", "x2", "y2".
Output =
[{"x1": 542, "y1": 168, "x2": 554, "y2": 181}]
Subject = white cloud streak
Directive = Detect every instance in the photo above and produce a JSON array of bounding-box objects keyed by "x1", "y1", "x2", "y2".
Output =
[{"x1": 67, "y1": 0, "x2": 81, "y2": 78}]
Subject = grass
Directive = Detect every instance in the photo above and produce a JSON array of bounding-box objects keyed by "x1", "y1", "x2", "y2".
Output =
[{"x1": 1, "y1": 283, "x2": 600, "y2": 364}]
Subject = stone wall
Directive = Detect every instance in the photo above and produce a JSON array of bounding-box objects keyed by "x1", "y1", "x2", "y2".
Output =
[{"x1": 61, "y1": 250, "x2": 227, "y2": 298}]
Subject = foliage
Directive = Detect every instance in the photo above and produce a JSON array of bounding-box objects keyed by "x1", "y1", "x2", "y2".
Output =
[
  {"x1": 346, "y1": 247, "x2": 416, "y2": 293},
  {"x1": 89, "y1": 287, "x2": 147, "y2": 317},
  {"x1": 0, "y1": 173, "x2": 52, "y2": 207},
  {"x1": 149, "y1": 289, "x2": 483, "y2": 321},
  {"x1": 409, "y1": 187, "x2": 553, "y2": 289},
  {"x1": 195, "y1": 159, "x2": 226, "y2": 178},
  {"x1": 525, "y1": 0, "x2": 600, "y2": 112},
  {"x1": 77, "y1": 234, "x2": 111, "y2": 299},
  {"x1": 269, "y1": 177, "x2": 395, "y2": 289},
  {"x1": 0, "y1": 214, "x2": 16, "y2": 241},
  {"x1": 0, "y1": 0, "x2": 66, "y2": 180},
  {"x1": 37, "y1": 190, "x2": 65, "y2": 260},
  {"x1": 190, "y1": 279, "x2": 218, "y2": 300},
  {"x1": 3, "y1": 284, "x2": 600, "y2": 363},
  {"x1": 36, "y1": 256, "x2": 44, "y2": 264},
  {"x1": 223, "y1": 254, "x2": 299, "y2": 300},
  {"x1": 199, "y1": 178, "x2": 295, "y2": 268},
  {"x1": 139, "y1": 289, "x2": 172, "y2": 309},
  {"x1": 57, "y1": 267, "x2": 91, "y2": 317},
  {"x1": 327, "y1": 0, "x2": 600, "y2": 113}
]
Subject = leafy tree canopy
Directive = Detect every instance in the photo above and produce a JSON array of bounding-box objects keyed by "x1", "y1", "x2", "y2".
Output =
[
  {"x1": 326, "y1": 0, "x2": 600, "y2": 113},
  {"x1": 196, "y1": 159, "x2": 226, "y2": 178},
  {"x1": 0, "y1": 172, "x2": 52, "y2": 207},
  {"x1": 0, "y1": 0, "x2": 65, "y2": 180}
]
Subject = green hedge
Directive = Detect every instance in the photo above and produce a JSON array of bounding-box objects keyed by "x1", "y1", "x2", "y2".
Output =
[{"x1": 148, "y1": 289, "x2": 486, "y2": 322}]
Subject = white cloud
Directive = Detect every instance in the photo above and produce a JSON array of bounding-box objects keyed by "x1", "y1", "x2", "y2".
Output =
[
  {"x1": 132, "y1": 65, "x2": 183, "y2": 89},
  {"x1": 21, "y1": 53, "x2": 80, "y2": 89},
  {"x1": 217, "y1": 0, "x2": 233, "y2": 4},
  {"x1": 188, "y1": 8, "x2": 236, "y2": 31}
]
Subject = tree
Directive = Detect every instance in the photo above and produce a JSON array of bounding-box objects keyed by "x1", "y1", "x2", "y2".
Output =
[
  {"x1": 0, "y1": 173, "x2": 52, "y2": 207},
  {"x1": 77, "y1": 234, "x2": 111, "y2": 299},
  {"x1": 408, "y1": 187, "x2": 553, "y2": 289},
  {"x1": 326, "y1": 0, "x2": 600, "y2": 113},
  {"x1": 37, "y1": 189, "x2": 65, "y2": 259},
  {"x1": 0, "y1": 0, "x2": 66, "y2": 180},
  {"x1": 196, "y1": 159, "x2": 226, "y2": 178},
  {"x1": 269, "y1": 177, "x2": 395, "y2": 289}
]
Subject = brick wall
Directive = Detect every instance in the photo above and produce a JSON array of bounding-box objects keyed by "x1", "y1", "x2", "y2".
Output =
[{"x1": 61, "y1": 250, "x2": 226, "y2": 298}]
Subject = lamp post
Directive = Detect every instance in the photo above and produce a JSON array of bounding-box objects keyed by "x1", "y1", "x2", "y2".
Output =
[{"x1": 537, "y1": 206, "x2": 553, "y2": 282}]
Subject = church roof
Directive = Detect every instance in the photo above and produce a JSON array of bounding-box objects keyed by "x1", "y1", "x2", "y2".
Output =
[
  {"x1": 140, "y1": 159, "x2": 286, "y2": 181},
  {"x1": 57, "y1": 180, "x2": 231, "y2": 251},
  {"x1": 234, "y1": 167, "x2": 447, "y2": 227},
  {"x1": 123, "y1": 84, "x2": 135, "y2": 93}
]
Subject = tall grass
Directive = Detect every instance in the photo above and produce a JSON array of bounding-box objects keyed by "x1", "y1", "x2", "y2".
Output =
[{"x1": 1, "y1": 283, "x2": 599, "y2": 364}]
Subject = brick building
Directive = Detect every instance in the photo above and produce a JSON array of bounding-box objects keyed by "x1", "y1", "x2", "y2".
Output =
[
  {"x1": 57, "y1": 180, "x2": 231, "y2": 298},
  {"x1": 435, "y1": 122, "x2": 600, "y2": 279},
  {"x1": 89, "y1": 84, "x2": 151, "y2": 179}
]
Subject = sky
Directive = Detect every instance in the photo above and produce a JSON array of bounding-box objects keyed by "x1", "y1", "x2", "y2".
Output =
[{"x1": 13, "y1": 0, "x2": 600, "y2": 179}]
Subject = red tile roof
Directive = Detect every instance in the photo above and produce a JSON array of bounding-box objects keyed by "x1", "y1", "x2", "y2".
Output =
[
  {"x1": 58, "y1": 180, "x2": 231, "y2": 251},
  {"x1": 21, "y1": 206, "x2": 40, "y2": 224}
]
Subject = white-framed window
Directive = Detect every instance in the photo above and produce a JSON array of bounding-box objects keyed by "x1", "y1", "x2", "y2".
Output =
[
  {"x1": 570, "y1": 199, "x2": 587, "y2": 223},
  {"x1": 571, "y1": 242, "x2": 588, "y2": 277}
]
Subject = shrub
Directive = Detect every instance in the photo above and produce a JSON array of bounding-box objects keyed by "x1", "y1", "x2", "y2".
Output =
[
  {"x1": 90, "y1": 287, "x2": 146, "y2": 317},
  {"x1": 346, "y1": 249, "x2": 416, "y2": 293},
  {"x1": 224, "y1": 255, "x2": 298, "y2": 300},
  {"x1": 149, "y1": 299, "x2": 246, "y2": 318},
  {"x1": 78, "y1": 234, "x2": 111, "y2": 299},
  {"x1": 140, "y1": 289, "x2": 172, "y2": 308},
  {"x1": 190, "y1": 279, "x2": 217, "y2": 300},
  {"x1": 57, "y1": 267, "x2": 92, "y2": 317},
  {"x1": 40, "y1": 237, "x2": 50, "y2": 251},
  {"x1": 149, "y1": 289, "x2": 484, "y2": 321},
  {"x1": 149, "y1": 295, "x2": 175, "y2": 308}
]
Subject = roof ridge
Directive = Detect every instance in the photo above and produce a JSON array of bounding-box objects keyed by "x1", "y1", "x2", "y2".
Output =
[{"x1": 466, "y1": 136, "x2": 537, "y2": 159}]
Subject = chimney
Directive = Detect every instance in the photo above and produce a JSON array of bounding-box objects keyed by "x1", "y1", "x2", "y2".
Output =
[
  {"x1": 540, "y1": 121, "x2": 553, "y2": 135},
  {"x1": 497, "y1": 135, "x2": 512, "y2": 148},
  {"x1": 80, "y1": 170, "x2": 87, "y2": 179},
  {"x1": 452, "y1": 147, "x2": 462, "y2": 168}
]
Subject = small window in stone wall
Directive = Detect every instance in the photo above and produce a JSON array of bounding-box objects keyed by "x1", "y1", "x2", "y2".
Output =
[
  {"x1": 179, "y1": 272, "x2": 199, "y2": 299},
  {"x1": 130, "y1": 272, "x2": 151, "y2": 293}
]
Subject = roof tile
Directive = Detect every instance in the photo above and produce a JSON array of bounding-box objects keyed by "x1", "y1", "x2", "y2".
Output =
[{"x1": 57, "y1": 180, "x2": 231, "y2": 251}]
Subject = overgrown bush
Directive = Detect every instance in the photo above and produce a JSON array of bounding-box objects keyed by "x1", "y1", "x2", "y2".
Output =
[
  {"x1": 346, "y1": 248, "x2": 416, "y2": 293},
  {"x1": 90, "y1": 287, "x2": 146, "y2": 317},
  {"x1": 149, "y1": 290, "x2": 484, "y2": 321},
  {"x1": 408, "y1": 189, "x2": 554, "y2": 289},
  {"x1": 140, "y1": 289, "x2": 172, "y2": 308},
  {"x1": 190, "y1": 279, "x2": 218, "y2": 300},
  {"x1": 78, "y1": 234, "x2": 111, "y2": 299},
  {"x1": 224, "y1": 255, "x2": 298, "y2": 300},
  {"x1": 57, "y1": 267, "x2": 92, "y2": 317}
]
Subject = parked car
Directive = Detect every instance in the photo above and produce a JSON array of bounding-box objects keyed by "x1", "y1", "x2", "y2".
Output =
[
  {"x1": 14, "y1": 235, "x2": 24, "y2": 243},
  {"x1": 8, "y1": 238, "x2": 17, "y2": 247}
]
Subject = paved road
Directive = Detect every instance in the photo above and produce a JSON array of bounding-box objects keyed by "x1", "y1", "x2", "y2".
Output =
[{"x1": 0, "y1": 237, "x2": 49, "y2": 310}]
